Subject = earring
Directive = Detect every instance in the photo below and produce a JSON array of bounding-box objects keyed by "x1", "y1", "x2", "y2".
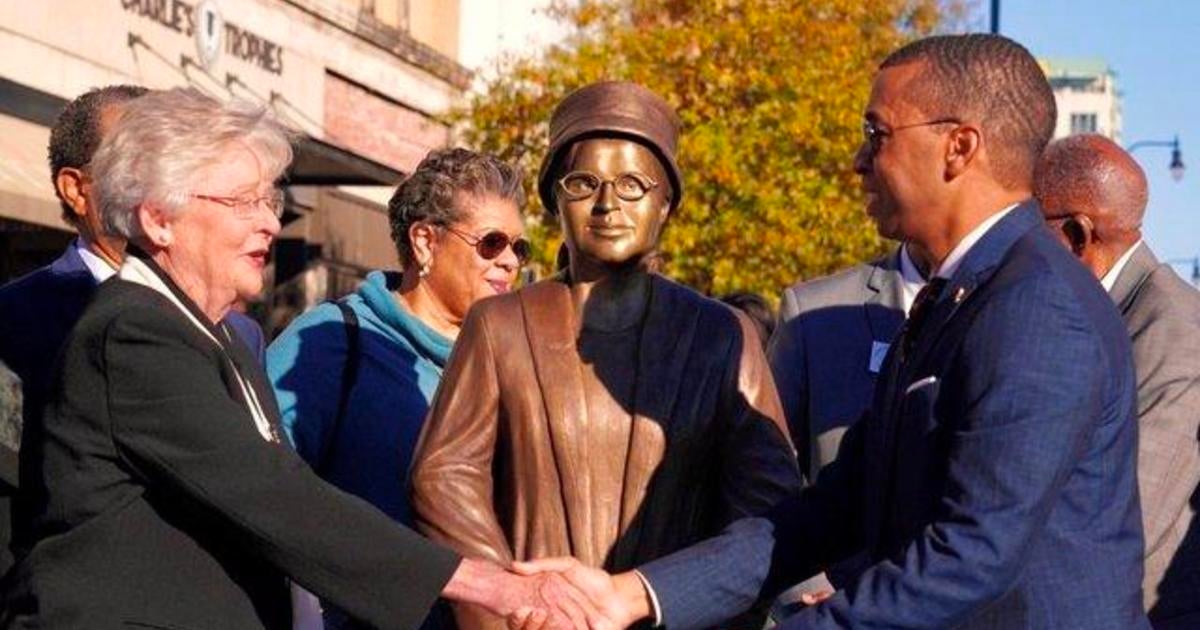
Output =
[{"x1": 418, "y1": 260, "x2": 431, "y2": 278}]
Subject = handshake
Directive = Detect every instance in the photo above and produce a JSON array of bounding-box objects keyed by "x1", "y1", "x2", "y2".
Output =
[{"x1": 452, "y1": 556, "x2": 654, "y2": 630}]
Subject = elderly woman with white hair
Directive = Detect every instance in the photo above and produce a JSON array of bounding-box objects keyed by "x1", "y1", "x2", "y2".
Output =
[{"x1": 1, "y1": 88, "x2": 593, "y2": 630}]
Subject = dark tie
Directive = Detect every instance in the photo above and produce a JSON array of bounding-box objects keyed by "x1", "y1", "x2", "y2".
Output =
[{"x1": 900, "y1": 277, "x2": 948, "y2": 360}]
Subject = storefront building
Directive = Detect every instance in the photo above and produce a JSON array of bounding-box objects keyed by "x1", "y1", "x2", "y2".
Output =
[{"x1": 0, "y1": 0, "x2": 469, "y2": 333}]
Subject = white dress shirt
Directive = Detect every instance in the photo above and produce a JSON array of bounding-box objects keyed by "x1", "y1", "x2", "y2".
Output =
[
  {"x1": 74, "y1": 238, "x2": 117, "y2": 283},
  {"x1": 934, "y1": 204, "x2": 1018, "y2": 280},
  {"x1": 898, "y1": 244, "x2": 929, "y2": 315},
  {"x1": 1100, "y1": 240, "x2": 1143, "y2": 293}
]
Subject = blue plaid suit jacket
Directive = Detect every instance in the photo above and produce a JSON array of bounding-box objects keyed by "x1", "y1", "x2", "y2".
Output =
[{"x1": 641, "y1": 203, "x2": 1149, "y2": 629}]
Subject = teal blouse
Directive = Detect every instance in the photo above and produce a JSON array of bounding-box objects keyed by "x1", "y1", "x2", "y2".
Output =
[{"x1": 267, "y1": 271, "x2": 451, "y2": 526}]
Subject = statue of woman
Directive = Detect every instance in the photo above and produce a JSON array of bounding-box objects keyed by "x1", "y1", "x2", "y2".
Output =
[{"x1": 411, "y1": 81, "x2": 801, "y2": 629}]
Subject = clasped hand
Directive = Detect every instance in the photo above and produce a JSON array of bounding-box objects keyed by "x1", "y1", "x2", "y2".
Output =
[{"x1": 503, "y1": 557, "x2": 648, "y2": 630}]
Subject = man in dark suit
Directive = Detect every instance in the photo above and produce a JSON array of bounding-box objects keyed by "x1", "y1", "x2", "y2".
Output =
[
  {"x1": 0, "y1": 85, "x2": 265, "y2": 573},
  {"x1": 520, "y1": 34, "x2": 1147, "y2": 630},
  {"x1": 1036, "y1": 134, "x2": 1200, "y2": 628}
]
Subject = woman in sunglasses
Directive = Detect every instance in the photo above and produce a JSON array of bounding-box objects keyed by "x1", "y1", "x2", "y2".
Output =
[{"x1": 265, "y1": 147, "x2": 528, "y2": 629}]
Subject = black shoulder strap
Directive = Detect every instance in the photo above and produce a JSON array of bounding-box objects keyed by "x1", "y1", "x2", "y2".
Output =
[{"x1": 315, "y1": 300, "x2": 360, "y2": 476}]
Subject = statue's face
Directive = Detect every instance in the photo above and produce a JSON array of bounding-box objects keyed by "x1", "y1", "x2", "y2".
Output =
[{"x1": 555, "y1": 137, "x2": 671, "y2": 268}]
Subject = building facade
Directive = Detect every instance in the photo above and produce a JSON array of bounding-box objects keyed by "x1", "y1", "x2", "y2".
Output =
[
  {"x1": 0, "y1": 0, "x2": 471, "y2": 333},
  {"x1": 457, "y1": 0, "x2": 564, "y2": 85},
  {"x1": 1042, "y1": 58, "x2": 1123, "y2": 142}
]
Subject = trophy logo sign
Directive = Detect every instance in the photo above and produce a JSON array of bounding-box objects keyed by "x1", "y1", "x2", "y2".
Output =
[{"x1": 194, "y1": 0, "x2": 223, "y2": 71}]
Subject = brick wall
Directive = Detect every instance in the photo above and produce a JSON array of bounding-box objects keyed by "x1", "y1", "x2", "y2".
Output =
[{"x1": 323, "y1": 72, "x2": 449, "y2": 173}]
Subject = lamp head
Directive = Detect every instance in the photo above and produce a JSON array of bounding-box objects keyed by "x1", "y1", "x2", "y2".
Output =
[{"x1": 1169, "y1": 145, "x2": 1185, "y2": 182}]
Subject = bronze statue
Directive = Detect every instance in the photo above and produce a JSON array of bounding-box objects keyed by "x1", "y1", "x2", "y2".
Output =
[{"x1": 410, "y1": 81, "x2": 801, "y2": 629}]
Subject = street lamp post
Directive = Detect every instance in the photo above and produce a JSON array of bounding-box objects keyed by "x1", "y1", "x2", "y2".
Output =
[
  {"x1": 1127, "y1": 135, "x2": 1185, "y2": 182},
  {"x1": 1166, "y1": 257, "x2": 1200, "y2": 286}
]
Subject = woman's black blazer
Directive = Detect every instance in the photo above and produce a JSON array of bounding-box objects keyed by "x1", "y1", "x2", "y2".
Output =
[{"x1": 2, "y1": 278, "x2": 458, "y2": 629}]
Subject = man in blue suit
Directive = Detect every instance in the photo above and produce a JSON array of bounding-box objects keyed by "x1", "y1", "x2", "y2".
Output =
[
  {"x1": 0, "y1": 86, "x2": 265, "y2": 569},
  {"x1": 517, "y1": 34, "x2": 1147, "y2": 629}
]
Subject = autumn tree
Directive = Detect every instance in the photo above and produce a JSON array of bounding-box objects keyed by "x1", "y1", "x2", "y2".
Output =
[{"x1": 452, "y1": 0, "x2": 968, "y2": 300}]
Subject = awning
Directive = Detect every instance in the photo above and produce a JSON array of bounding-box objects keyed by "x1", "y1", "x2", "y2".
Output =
[
  {"x1": 0, "y1": 112, "x2": 68, "y2": 231},
  {"x1": 288, "y1": 136, "x2": 406, "y2": 186},
  {"x1": 0, "y1": 79, "x2": 403, "y2": 191}
]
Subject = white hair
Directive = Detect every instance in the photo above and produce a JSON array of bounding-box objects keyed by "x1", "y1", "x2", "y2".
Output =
[{"x1": 91, "y1": 87, "x2": 294, "y2": 240}]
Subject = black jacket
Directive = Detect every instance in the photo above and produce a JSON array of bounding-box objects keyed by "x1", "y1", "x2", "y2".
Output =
[{"x1": 2, "y1": 268, "x2": 458, "y2": 629}]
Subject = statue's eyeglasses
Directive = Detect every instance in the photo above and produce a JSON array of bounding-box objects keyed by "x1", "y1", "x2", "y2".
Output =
[
  {"x1": 557, "y1": 171, "x2": 659, "y2": 202},
  {"x1": 444, "y1": 226, "x2": 532, "y2": 265},
  {"x1": 862, "y1": 118, "x2": 960, "y2": 157}
]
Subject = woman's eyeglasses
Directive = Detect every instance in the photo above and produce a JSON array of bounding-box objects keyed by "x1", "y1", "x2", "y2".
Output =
[
  {"x1": 445, "y1": 226, "x2": 532, "y2": 265},
  {"x1": 191, "y1": 189, "x2": 285, "y2": 219}
]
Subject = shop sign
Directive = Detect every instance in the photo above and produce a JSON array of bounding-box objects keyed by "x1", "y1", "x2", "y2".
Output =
[{"x1": 121, "y1": 0, "x2": 284, "y2": 75}]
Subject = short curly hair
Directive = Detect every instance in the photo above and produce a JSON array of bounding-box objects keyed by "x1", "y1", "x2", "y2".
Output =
[
  {"x1": 387, "y1": 148, "x2": 525, "y2": 267},
  {"x1": 47, "y1": 84, "x2": 149, "y2": 224}
]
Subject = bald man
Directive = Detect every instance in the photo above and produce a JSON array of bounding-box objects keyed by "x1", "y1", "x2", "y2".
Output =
[{"x1": 1035, "y1": 134, "x2": 1200, "y2": 628}]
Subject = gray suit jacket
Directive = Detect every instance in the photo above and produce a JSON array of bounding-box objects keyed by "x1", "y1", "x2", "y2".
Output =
[
  {"x1": 767, "y1": 249, "x2": 906, "y2": 482},
  {"x1": 1110, "y1": 243, "x2": 1200, "y2": 627},
  {"x1": 766, "y1": 249, "x2": 907, "y2": 593}
]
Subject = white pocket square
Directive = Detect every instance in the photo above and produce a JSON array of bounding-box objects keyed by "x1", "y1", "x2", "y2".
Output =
[{"x1": 905, "y1": 375, "x2": 938, "y2": 395}]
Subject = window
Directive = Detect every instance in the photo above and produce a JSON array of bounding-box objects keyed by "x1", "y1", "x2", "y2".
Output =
[{"x1": 1070, "y1": 113, "x2": 1098, "y2": 134}]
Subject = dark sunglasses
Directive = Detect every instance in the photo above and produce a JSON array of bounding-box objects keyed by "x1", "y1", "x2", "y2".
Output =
[{"x1": 445, "y1": 226, "x2": 532, "y2": 265}]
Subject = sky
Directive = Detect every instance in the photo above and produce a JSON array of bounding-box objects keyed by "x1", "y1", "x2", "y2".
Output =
[
  {"x1": 997, "y1": 1, "x2": 1200, "y2": 279},
  {"x1": 456, "y1": 1, "x2": 1200, "y2": 280}
]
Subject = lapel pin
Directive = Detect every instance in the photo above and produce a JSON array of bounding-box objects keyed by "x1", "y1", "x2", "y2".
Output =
[{"x1": 953, "y1": 286, "x2": 968, "y2": 303}]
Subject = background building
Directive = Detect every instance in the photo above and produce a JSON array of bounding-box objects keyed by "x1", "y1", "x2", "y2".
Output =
[
  {"x1": 1042, "y1": 57, "x2": 1123, "y2": 141},
  {"x1": 458, "y1": 0, "x2": 565, "y2": 86},
  {"x1": 0, "y1": 0, "x2": 472, "y2": 333}
]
